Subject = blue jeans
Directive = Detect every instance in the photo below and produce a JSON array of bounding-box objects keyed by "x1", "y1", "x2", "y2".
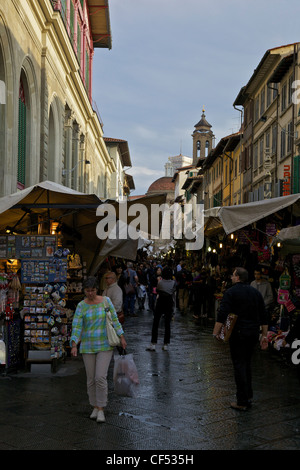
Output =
[{"x1": 124, "y1": 293, "x2": 136, "y2": 315}]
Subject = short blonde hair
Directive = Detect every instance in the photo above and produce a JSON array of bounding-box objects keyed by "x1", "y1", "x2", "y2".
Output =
[{"x1": 105, "y1": 271, "x2": 117, "y2": 281}]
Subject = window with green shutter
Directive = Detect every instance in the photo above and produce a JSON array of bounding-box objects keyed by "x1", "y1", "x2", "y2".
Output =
[
  {"x1": 213, "y1": 189, "x2": 222, "y2": 207},
  {"x1": 18, "y1": 79, "x2": 26, "y2": 189},
  {"x1": 77, "y1": 22, "x2": 81, "y2": 62},
  {"x1": 60, "y1": 0, "x2": 67, "y2": 26},
  {"x1": 293, "y1": 155, "x2": 300, "y2": 194}
]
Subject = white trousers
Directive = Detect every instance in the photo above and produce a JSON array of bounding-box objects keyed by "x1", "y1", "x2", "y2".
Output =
[{"x1": 82, "y1": 350, "x2": 113, "y2": 408}]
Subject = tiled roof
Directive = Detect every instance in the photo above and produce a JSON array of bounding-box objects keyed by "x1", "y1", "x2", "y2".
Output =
[
  {"x1": 103, "y1": 137, "x2": 131, "y2": 167},
  {"x1": 147, "y1": 177, "x2": 175, "y2": 193}
]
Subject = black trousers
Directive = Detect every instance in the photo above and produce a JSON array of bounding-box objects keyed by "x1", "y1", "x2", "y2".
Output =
[
  {"x1": 151, "y1": 295, "x2": 173, "y2": 345},
  {"x1": 229, "y1": 330, "x2": 258, "y2": 406}
]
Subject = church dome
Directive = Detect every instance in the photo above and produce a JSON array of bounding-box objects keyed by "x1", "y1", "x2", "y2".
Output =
[{"x1": 147, "y1": 176, "x2": 175, "y2": 194}]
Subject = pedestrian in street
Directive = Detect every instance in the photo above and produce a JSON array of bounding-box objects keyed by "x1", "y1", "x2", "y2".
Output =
[
  {"x1": 123, "y1": 262, "x2": 138, "y2": 317},
  {"x1": 102, "y1": 271, "x2": 124, "y2": 324},
  {"x1": 250, "y1": 267, "x2": 273, "y2": 321},
  {"x1": 136, "y1": 263, "x2": 148, "y2": 310},
  {"x1": 70, "y1": 276, "x2": 127, "y2": 423},
  {"x1": 149, "y1": 266, "x2": 162, "y2": 312},
  {"x1": 175, "y1": 263, "x2": 192, "y2": 315},
  {"x1": 114, "y1": 264, "x2": 127, "y2": 298},
  {"x1": 176, "y1": 260, "x2": 183, "y2": 272},
  {"x1": 147, "y1": 266, "x2": 177, "y2": 351},
  {"x1": 213, "y1": 267, "x2": 268, "y2": 410},
  {"x1": 192, "y1": 268, "x2": 208, "y2": 319}
]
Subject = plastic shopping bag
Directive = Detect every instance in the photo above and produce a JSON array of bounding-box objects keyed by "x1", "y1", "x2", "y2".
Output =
[
  {"x1": 113, "y1": 353, "x2": 139, "y2": 397},
  {"x1": 137, "y1": 285, "x2": 147, "y2": 298}
]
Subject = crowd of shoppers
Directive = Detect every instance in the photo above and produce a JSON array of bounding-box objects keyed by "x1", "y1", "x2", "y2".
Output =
[
  {"x1": 96, "y1": 256, "x2": 275, "y2": 329},
  {"x1": 71, "y1": 255, "x2": 278, "y2": 419}
]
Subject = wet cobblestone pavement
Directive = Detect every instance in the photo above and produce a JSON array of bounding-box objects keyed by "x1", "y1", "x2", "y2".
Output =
[{"x1": 1, "y1": 308, "x2": 300, "y2": 452}]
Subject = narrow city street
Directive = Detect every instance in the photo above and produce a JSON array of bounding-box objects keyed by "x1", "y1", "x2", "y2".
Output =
[{"x1": 1, "y1": 307, "x2": 300, "y2": 452}]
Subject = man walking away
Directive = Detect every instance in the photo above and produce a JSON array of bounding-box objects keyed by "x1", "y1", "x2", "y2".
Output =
[{"x1": 213, "y1": 267, "x2": 268, "y2": 410}]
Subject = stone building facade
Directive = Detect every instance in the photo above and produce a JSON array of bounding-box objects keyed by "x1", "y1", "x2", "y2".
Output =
[
  {"x1": 0, "y1": 0, "x2": 130, "y2": 199},
  {"x1": 234, "y1": 43, "x2": 300, "y2": 202}
]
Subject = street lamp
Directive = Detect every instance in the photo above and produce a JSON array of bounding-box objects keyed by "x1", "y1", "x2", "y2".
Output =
[{"x1": 62, "y1": 159, "x2": 90, "y2": 176}]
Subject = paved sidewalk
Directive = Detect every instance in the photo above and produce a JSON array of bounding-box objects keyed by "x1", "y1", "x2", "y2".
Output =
[{"x1": 0, "y1": 308, "x2": 300, "y2": 451}]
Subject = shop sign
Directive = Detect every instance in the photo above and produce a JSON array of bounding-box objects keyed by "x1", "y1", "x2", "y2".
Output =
[
  {"x1": 283, "y1": 164, "x2": 291, "y2": 196},
  {"x1": 264, "y1": 150, "x2": 272, "y2": 199}
]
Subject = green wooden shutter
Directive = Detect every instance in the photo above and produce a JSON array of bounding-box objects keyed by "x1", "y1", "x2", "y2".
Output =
[
  {"x1": 70, "y1": 1, "x2": 75, "y2": 44},
  {"x1": 77, "y1": 23, "x2": 81, "y2": 62},
  {"x1": 293, "y1": 155, "x2": 300, "y2": 193},
  {"x1": 60, "y1": 0, "x2": 67, "y2": 26}
]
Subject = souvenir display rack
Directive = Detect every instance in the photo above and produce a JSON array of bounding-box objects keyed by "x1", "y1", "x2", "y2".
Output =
[
  {"x1": 23, "y1": 282, "x2": 73, "y2": 371},
  {"x1": 0, "y1": 271, "x2": 22, "y2": 372},
  {"x1": 0, "y1": 231, "x2": 88, "y2": 373},
  {"x1": 21, "y1": 246, "x2": 73, "y2": 369}
]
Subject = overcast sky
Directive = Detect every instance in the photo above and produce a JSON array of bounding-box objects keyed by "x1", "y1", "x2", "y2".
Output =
[{"x1": 92, "y1": 0, "x2": 300, "y2": 196}]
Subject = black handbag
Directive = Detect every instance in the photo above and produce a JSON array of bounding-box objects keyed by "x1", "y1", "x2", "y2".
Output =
[{"x1": 124, "y1": 283, "x2": 135, "y2": 295}]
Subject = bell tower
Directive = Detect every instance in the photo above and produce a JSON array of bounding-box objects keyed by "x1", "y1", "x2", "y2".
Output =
[{"x1": 192, "y1": 107, "x2": 215, "y2": 166}]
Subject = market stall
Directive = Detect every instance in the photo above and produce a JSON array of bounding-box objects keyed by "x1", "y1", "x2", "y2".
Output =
[
  {"x1": 265, "y1": 226, "x2": 300, "y2": 352},
  {"x1": 0, "y1": 234, "x2": 85, "y2": 372},
  {"x1": 0, "y1": 181, "x2": 166, "y2": 373},
  {"x1": 204, "y1": 195, "x2": 300, "y2": 361},
  {"x1": 204, "y1": 193, "x2": 300, "y2": 236}
]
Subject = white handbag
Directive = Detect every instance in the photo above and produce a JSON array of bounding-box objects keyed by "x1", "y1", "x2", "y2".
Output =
[{"x1": 104, "y1": 298, "x2": 121, "y2": 347}]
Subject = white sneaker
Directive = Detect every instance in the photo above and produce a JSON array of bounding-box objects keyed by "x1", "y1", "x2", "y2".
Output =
[
  {"x1": 90, "y1": 408, "x2": 98, "y2": 419},
  {"x1": 96, "y1": 410, "x2": 105, "y2": 423},
  {"x1": 162, "y1": 344, "x2": 168, "y2": 351},
  {"x1": 146, "y1": 344, "x2": 156, "y2": 351}
]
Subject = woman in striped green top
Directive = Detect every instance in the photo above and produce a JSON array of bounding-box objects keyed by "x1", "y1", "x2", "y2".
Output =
[{"x1": 71, "y1": 277, "x2": 127, "y2": 423}]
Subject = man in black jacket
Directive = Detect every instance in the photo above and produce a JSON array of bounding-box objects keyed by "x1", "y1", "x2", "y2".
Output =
[{"x1": 213, "y1": 267, "x2": 268, "y2": 410}]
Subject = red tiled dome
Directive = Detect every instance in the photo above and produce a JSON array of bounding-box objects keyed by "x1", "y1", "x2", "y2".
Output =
[{"x1": 147, "y1": 177, "x2": 175, "y2": 193}]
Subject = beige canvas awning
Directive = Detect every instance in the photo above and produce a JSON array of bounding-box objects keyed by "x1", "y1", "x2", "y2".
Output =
[
  {"x1": 204, "y1": 194, "x2": 300, "y2": 235},
  {"x1": 0, "y1": 181, "x2": 166, "y2": 272},
  {"x1": 274, "y1": 225, "x2": 300, "y2": 244}
]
